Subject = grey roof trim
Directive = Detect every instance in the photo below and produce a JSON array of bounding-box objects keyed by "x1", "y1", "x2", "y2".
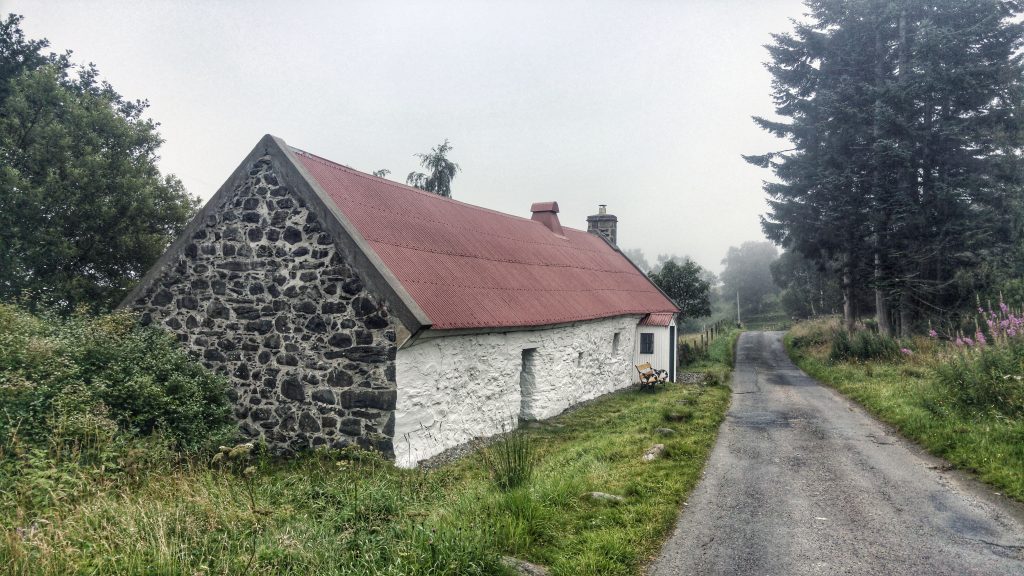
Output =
[
  {"x1": 121, "y1": 134, "x2": 431, "y2": 335},
  {"x1": 595, "y1": 234, "x2": 681, "y2": 317},
  {"x1": 119, "y1": 134, "x2": 280, "y2": 309},
  {"x1": 403, "y1": 313, "x2": 646, "y2": 346},
  {"x1": 268, "y1": 135, "x2": 431, "y2": 334}
]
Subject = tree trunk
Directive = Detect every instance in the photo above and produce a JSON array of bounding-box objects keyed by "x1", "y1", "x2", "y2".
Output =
[
  {"x1": 871, "y1": 25, "x2": 893, "y2": 338},
  {"x1": 899, "y1": 292, "x2": 912, "y2": 337},
  {"x1": 875, "y1": 253, "x2": 892, "y2": 337},
  {"x1": 843, "y1": 268, "x2": 855, "y2": 332}
]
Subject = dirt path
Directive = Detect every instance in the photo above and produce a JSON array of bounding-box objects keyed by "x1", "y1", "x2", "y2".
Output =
[{"x1": 648, "y1": 331, "x2": 1024, "y2": 576}]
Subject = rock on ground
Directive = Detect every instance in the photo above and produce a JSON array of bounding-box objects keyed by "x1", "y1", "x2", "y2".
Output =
[
  {"x1": 643, "y1": 444, "x2": 666, "y2": 462},
  {"x1": 501, "y1": 556, "x2": 549, "y2": 575}
]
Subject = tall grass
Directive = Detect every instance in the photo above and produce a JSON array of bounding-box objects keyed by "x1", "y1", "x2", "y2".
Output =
[
  {"x1": 829, "y1": 329, "x2": 900, "y2": 362},
  {"x1": 935, "y1": 339, "x2": 1024, "y2": 417},
  {"x1": 683, "y1": 328, "x2": 740, "y2": 386},
  {"x1": 481, "y1": 430, "x2": 535, "y2": 492},
  {"x1": 0, "y1": 302, "x2": 736, "y2": 574},
  {"x1": 0, "y1": 378, "x2": 732, "y2": 575}
]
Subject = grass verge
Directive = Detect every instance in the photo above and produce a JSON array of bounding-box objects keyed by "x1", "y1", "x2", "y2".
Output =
[
  {"x1": 683, "y1": 328, "x2": 740, "y2": 384},
  {"x1": 2, "y1": 381, "x2": 731, "y2": 575},
  {"x1": 785, "y1": 319, "x2": 1024, "y2": 502}
]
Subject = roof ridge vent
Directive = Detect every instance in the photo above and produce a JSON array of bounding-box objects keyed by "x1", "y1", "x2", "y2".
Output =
[{"x1": 530, "y1": 201, "x2": 563, "y2": 236}]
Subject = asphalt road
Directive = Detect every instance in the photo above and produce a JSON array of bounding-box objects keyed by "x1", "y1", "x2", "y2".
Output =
[{"x1": 649, "y1": 331, "x2": 1024, "y2": 576}]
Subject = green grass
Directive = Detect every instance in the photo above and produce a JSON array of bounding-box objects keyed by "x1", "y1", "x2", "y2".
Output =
[
  {"x1": 683, "y1": 328, "x2": 740, "y2": 384},
  {"x1": 1, "y1": 381, "x2": 732, "y2": 575},
  {"x1": 785, "y1": 319, "x2": 1024, "y2": 502}
]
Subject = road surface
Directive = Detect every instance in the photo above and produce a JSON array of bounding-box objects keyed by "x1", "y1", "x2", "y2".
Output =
[{"x1": 649, "y1": 331, "x2": 1024, "y2": 576}]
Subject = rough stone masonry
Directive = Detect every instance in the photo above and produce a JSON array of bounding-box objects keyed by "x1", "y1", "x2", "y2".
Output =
[{"x1": 131, "y1": 155, "x2": 398, "y2": 455}]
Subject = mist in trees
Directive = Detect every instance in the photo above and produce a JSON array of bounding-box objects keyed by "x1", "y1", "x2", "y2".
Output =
[
  {"x1": 771, "y1": 250, "x2": 844, "y2": 318},
  {"x1": 747, "y1": 0, "x2": 1024, "y2": 335},
  {"x1": 622, "y1": 248, "x2": 651, "y2": 273},
  {"x1": 0, "y1": 14, "x2": 198, "y2": 312},
  {"x1": 720, "y1": 241, "x2": 780, "y2": 319}
]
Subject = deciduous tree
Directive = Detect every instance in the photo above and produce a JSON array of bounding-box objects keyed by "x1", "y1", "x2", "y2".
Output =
[
  {"x1": 0, "y1": 15, "x2": 198, "y2": 312},
  {"x1": 648, "y1": 258, "x2": 712, "y2": 319}
]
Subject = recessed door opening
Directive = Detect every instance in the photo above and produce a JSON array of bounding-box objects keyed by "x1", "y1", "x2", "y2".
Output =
[{"x1": 519, "y1": 348, "x2": 538, "y2": 420}]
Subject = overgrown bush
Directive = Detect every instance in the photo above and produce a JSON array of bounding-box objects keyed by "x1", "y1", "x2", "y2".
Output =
[
  {"x1": 787, "y1": 316, "x2": 837, "y2": 349},
  {"x1": 935, "y1": 340, "x2": 1024, "y2": 417},
  {"x1": 677, "y1": 341, "x2": 705, "y2": 366},
  {"x1": 829, "y1": 329, "x2": 900, "y2": 362},
  {"x1": 0, "y1": 304, "x2": 235, "y2": 453}
]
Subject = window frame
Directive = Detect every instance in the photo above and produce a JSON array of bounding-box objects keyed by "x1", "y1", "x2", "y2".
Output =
[{"x1": 640, "y1": 332, "x2": 654, "y2": 355}]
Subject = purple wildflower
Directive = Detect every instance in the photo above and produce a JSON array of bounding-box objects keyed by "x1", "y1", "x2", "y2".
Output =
[
  {"x1": 928, "y1": 329, "x2": 938, "y2": 338},
  {"x1": 900, "y1": 348, "x2": 913, "y2": 356}
]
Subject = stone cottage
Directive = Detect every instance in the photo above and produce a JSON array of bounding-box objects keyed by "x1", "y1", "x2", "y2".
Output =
[{"x1": 125, "y1": 135, "x2": 679, "y2": 467}]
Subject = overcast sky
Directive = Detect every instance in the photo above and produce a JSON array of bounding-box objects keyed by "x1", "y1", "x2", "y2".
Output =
[{"x1": 8, "y1": 0, "x2": 805, "y2": 273}]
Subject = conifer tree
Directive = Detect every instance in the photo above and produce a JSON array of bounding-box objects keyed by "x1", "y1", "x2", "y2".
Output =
[{"x1": 748, "y1": 0, "x2": 1024, "y2": 333}]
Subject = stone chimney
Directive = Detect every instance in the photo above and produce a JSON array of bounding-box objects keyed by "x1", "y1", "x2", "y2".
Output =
[
  {"x1": 531, "y1": 201, "x2": 564, "y2": 235},
  {"x1": 586, "y1": 204, "x2": 617, "y2": 245}
]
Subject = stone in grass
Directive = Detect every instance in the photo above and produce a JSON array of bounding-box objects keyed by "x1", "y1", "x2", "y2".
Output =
[
  {"x1": 585, "y1": 491, "x2": 625, "y2": 503},
  {"x1": 655, "y1": 427, "x2": 677, "y2": 436},
  {"x1": 643, "y1": 444, "x2": 666, "y2": 462},
  {"x1": 501, "y1": 556, "x2": 550, "y2": 576}
]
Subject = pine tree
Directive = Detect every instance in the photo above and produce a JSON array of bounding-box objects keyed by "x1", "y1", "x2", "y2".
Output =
[{"x1": 749, "y1": 0, "x2": 1024, "y2": 333}]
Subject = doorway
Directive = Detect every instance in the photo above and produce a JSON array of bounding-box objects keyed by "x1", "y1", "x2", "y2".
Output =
[
  {"x1": 669, "y1": 325, "x2": 677, "y2": 381},
  {"x1": 519, "y1": 348, "x2": 538, "y2": 420}
]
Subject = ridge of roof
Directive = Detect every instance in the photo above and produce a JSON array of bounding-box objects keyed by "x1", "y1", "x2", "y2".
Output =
[{"x1": 291, "y1": 146, "x2": 595, "y2": 237}]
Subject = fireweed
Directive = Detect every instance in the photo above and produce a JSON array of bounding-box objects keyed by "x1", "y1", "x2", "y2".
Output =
[{"x1": 929, "y1": 298, "x2": 1024, "y2": 417}]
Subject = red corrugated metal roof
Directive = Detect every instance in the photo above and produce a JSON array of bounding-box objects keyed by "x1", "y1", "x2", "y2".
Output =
[
  {"x1": 293, "y1": 148, "x2": 679, "y2": 330},
  {"x1": 640, "y1": 313, "x2": 675, "y2": 327}
]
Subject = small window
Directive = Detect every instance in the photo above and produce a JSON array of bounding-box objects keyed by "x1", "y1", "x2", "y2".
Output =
[
  {"x1": 640, "y1": 332, "x2": 654, "y2": 355},
  {"x1": 612, "y1": 332, "x2": 621, "y2": 354},
  {"x1": 576, "y1": 351, "x2": 584, "y2": 367}
]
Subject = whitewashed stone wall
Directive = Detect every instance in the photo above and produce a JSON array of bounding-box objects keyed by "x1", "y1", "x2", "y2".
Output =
[{"x1": 393, "y1": 315, "x2": 640, "y2": 467}]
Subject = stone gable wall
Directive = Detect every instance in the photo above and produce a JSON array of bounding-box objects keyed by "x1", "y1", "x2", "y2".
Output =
[{"x1": 131, "y1": 155, "x2": 397, "y2": 455}]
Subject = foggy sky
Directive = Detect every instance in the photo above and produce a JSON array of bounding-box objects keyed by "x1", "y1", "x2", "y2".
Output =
[{"x1": 8, "y1": 0, "x2": 805, "y2": 273}]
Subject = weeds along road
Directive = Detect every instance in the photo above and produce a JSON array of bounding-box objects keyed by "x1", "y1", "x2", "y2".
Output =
[{"x1": 649, "y1": 331, "x2": 1024, "y2": 576}]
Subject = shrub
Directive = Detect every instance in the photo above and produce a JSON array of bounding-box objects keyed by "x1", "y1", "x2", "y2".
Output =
[
  {"x1": 787, "y1": 316, "x2": 838, "y2": 349},
  {"x1": 935, "y1": 340, "x2": 1024, "y2": 417},
  {"x1": 0, "y1": 304, "x2": 235, "y2": 453},
  {"x1": 677, "y1": 341, "x2": 705, "y2": 366},
  {"x1": 829, "y1": 329, "x2": 900, "y2": 362}
]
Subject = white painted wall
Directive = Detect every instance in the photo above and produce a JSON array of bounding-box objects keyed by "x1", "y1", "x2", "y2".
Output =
[
  {"x1": 633, "y1": 318, "x2": 677, "y2": 380},
  {"x1": 393, "y1": 315, "x2": 640, "y2": 468}
]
